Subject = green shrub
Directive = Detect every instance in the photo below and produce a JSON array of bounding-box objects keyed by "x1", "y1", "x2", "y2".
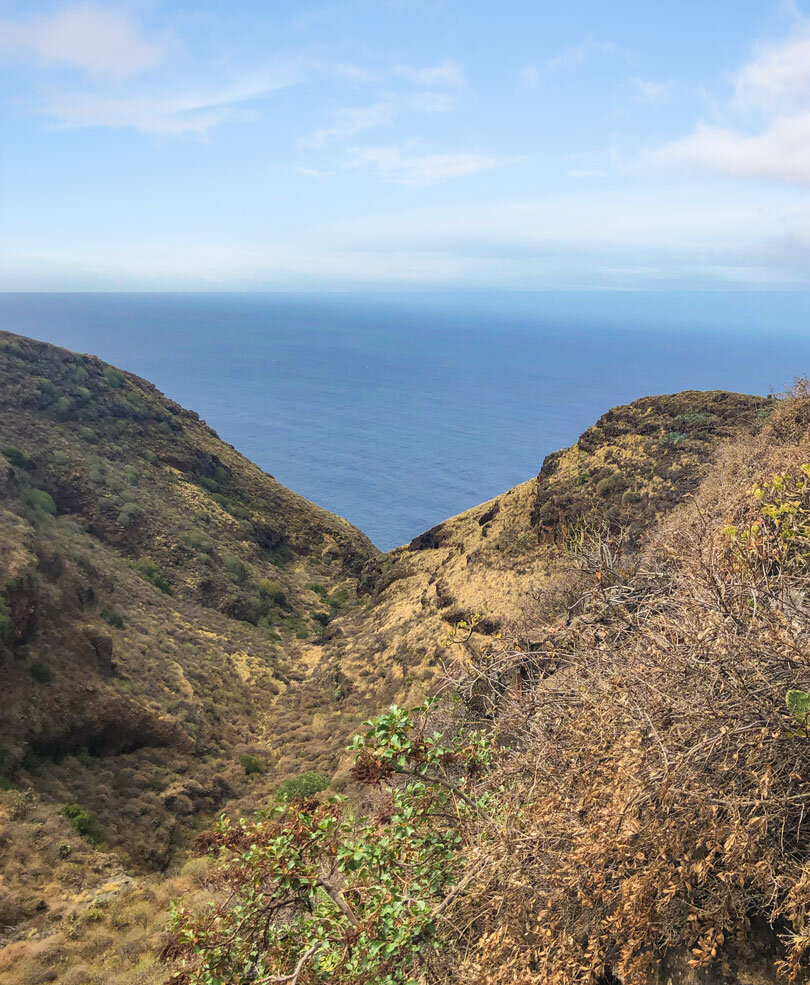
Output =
[
  {"x1": 659, "y1": 430, "x2": 687, "y2": 447},
  {"x1": 3, "y1": 446, "x2": 29, "y2": 469},
  {"x1": 306, "y1": 583, "x2": 329, "y2": 600},
  {"x1": 0, "y1": 596, "x2": 11, "y2": 640},
  {"x1": 100, "y1": 608, "x2": 124, "y2": 629},
  {"x1": 595, "y1": 473, "x2": 626, "y2": 498},
  {"x1": 328, "y1": 588, "x2": 350, "y2": 611},
  {"x1": 257, "y1": 578, "x2": 286, "y2": 606},
  {"x1": 78, "y1": 426, "x2": 98, "y2": 443},
  {"x1": 118, "y1": 503, "x2": 143, "y2": 526},
  {"x1": 29, "y1": 662, "x2": 54, "y2": 684},
  {"x1": 134, "y1": 558, "x2": 172, "y2": 595},
  {"x1": 35, "y1": 376, "x2": 55, "y2": 396},
  {"x1": 211, "y1": 494, "x2": 251, "y2": 520},
  {"x1": 276, "y1": 770, "x2": 329, "y2": 801},
  {"x1": 224, "y1": 555, "x2": 248, "y2": 584},
  {"x1": 674, "y1": 410, "x2": 710, "y2": 429},
  {"x1": 184, "y1": 531, "x2": 213, "y2": 553},
  {"x1": 62, "y1": 803, "x2": 103, "y2": 844},
  {"x1": 29, "y1": 488, "x2": 57, "y2": 515},
  {"x1": 54, "y1": 395, "x2": 74, "y2": 419},
  {"x1": 103, "y1": 366, "x2": 125, "y2": 389},
  {"x1": 240, "y1": 754, "x2": 264, "y2": 776},
  {"x1": 198, "y1": 476, "x2": 221, "y2": 493}
]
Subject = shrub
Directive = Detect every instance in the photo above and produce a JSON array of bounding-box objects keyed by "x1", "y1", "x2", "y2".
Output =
[
  {"x1": 118, "y1": 503, "x2": 143, "y2": 526},
  {"x1": 103, "y1": 366, "x2": 125, "y2": 389},
  {"x1": 29, "y1": 662, "x2": 54, "y2": 684},
  {"x1": 674, "y1": 409, "x2": 710, "y2": 429},
  {"x1": 54, "y1": 395, "x2": 74, "y2": 419},
  {"x1": 210, "y1": 494, "x2": 250, "y2": 520},
  {"x1": 100, "y1": 608, "x2": 124, "y2": 629},
  {"x1": 224, "y1": 555, "x2": 247, "y2": 584},
  {"x1": 134, "y1": 558, "x2": 172, "y2": 595},
  {"x1": 28, "y1": 488, "x2": 57, "y2": 515},
  {"x1": 183, "y1": 531, "x2": 212, "y2": 553},
  {"x1": 240, "y1": 755, "x2": 263, "y2": 776},
  {"x1": 658, "y1": 430, "x2": 687, "y2": 447},
  {"x1": 78, "y1": 426, "x2": 98, "y2": 443},
  {"x1": 0, "y1": 595, "x2": 11, "y2": 640},
  {"x1": 257, "y1": 578, "x2": 286, "y2": 606},
  {"x1": 276, "y1": 770, "x2": 329, "y2": 801},
  {"x1": 3, "y1": 445, "x2": 29, "y2": 469},
  {"x1": 62, "y1": 803, "x2": 103, "y2": 844},
  {"x1": 595, "y1": 472, "x2": 626, "y2": 498},
  {"x1": 165, "y1": 703, "x2": 491, "y2": 985}
]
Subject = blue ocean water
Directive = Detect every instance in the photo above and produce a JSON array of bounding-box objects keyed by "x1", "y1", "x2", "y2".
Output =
[{"x1": 0, "y1": 291, "x2": 808, "y2": 550}]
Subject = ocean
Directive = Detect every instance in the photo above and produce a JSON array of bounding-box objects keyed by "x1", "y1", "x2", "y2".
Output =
[{"x1": 1, "y1": 291, "x2": 808, "y2": 550}]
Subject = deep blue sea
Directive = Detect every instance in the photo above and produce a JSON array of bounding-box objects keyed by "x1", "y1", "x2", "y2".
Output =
[{"x1": 1, "y1": 291, "x2": 809, "y2": 550}]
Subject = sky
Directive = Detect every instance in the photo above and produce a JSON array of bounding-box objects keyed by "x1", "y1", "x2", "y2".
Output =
[{"x1": 1, "y1": 0, "x2": 810, "y2": 291}]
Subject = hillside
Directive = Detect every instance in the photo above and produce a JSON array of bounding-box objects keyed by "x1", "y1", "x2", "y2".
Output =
[
  {"x1": 0, "y1": 331, "x2": 386, "y2": 872},
  {"x1": 0, "y1": 330, "x2": 783, "y2": 985}
]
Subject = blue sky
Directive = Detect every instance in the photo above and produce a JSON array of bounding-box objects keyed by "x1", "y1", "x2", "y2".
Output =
[{"x1": 1, "y1": 0, "x2": 810, "y2": 290}]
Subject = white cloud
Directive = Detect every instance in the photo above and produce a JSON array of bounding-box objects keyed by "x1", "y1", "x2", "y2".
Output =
[
  {"x1": 734, "y1": 30, "x2": 810, "y2": 111},
  {"x1": 343, "y1": 144, "x2": 514, "y2": 184},
  {"x1": 408, "y1": 90, "x2": 455, "y2": 113},
  {"x1": 42, "y1": 72, "x2": 300, "y2": 136},
  {"x1": 653, "y1": 27, "x2": 810, "y2": 186},
  {"x1": 631, "y1": 77, "x2": 669, "y2": 104},
  {"x1": 654, "y1": 113, "x2": 810, "y2": 186},
  {"x1": 301, "y1": 102, "x2": 396, "y2": 147},
  {"x1": 395, "y1": 59, "x2": 464, "y2": 87},
  {"x1": 520, "y1": 65, "x2": 540, "y2": 89},
  {"x1": 0, "y1": 3, "x2": 167, "y2": 80},
  {"x1": 300, "y1": 90, "x2": 455, "y2": 147},
  {"x1": 545, "y1": 37, "x2": 621, "y2": 72}
]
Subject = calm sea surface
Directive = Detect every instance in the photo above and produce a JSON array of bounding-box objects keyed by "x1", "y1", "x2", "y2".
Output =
[{"x1": 1, "y1": 291, "x2": 808, "y2": 550}]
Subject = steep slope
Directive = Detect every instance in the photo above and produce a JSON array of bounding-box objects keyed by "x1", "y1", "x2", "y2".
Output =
[
  {"x1": 0, "y1": 331, "x2": 777, "y2": 985},
  {"x1": 313, "y1": 390, "x2": 771, "y2": 729},
  {"x1": 0, "y1": 330, "x2": 378, "y2": 870}
]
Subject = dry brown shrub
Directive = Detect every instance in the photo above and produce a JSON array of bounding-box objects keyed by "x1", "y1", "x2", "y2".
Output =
[{"x1": 437, "y1": 397, "x2": 810, "y2": 984}]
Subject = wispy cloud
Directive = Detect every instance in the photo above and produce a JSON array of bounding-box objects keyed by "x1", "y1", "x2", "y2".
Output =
[
  {"x1": 42, "y1": 72, "x2": 301, "y2": 136},
  {"x1": 654, "y1": 26, "x2": 810, "y2": 186},
  {"x1": 545, "y1": 36, "x2": 622, "y2": 72},
  {"x1": 300, "y1": 90, "x2": 455, "y2": 147},
  {"x1": 520, "y1": 65, "x2": 540, "y2": 89},
  {"x1": 0, "y1": 3, "x2": 168, "y2": 80},
  {"x1": 343, "y1": 144, "x2": 515, "y2": 185},
  {"x1": 301, "y1": 102, "x2": 396, "y2": 147},
  {"x1": 395, "y1": 59, "x2": 464, "y2": 87},
  {"x1": 631, "y1": 77, "x2": 669, "y2": 104}
]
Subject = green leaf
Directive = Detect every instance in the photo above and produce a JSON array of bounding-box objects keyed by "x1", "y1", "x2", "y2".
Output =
[{"x1": 787, "y1": 689, "x2": 810, "y2": 723}]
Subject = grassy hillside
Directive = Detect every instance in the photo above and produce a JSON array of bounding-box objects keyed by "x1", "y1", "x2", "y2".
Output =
[
  {"x1": 0, "y1": 330, "x2": 386, "y2": 875},
  {"x1": 164, "y1": 390, "x2": 810, "y2": 985},
  {"x1": 0, "y1": 329, "x2": 783, "y2": 985}
]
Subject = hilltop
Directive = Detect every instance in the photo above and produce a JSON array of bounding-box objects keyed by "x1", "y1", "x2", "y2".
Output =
[{"x1": 0, "y1": 330, "x2": 784, "y2": 985}]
